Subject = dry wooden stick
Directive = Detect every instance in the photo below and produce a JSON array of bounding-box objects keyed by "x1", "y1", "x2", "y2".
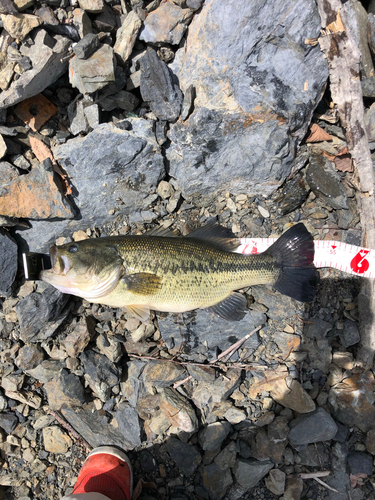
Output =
[
  {"x1": 173, "y1": 375, "x2": 192, "y2": 389},
  {"x1": 316, "y1": 0, "x2": 375, "y2": 369},
  {"x1": 299, "y1": 471, "x2": 330, "y2": 479}
]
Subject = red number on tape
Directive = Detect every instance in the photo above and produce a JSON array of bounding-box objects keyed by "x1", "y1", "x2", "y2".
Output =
[{"x1": 350, "y1": 250, "x2": 370, "y2": 274}]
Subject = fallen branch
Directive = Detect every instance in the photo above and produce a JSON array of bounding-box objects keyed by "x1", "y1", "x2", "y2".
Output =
[{"x1": 316, "y1": 0, "x2": 375, "y2": 369}]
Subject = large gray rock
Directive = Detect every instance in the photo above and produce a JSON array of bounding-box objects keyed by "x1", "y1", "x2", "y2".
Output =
[
  {"x1": 0, "y1": 30, "x2": 71, "y2": 109},
  {"x1": 167, "y1": 0, "x2": 328, "y2": 205},
  {"x1": 16, "y1": 119, "x2": 165, "y2": 252}
]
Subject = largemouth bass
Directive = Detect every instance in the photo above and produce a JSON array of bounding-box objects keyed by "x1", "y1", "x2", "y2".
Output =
[{"x1": 41, "y1": 223, "x2": 317, "y2": 321}]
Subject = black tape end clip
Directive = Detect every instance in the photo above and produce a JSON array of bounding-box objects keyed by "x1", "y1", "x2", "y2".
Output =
[{"x1": 22, "y1": 252, "x2": 51, "y2": 281}]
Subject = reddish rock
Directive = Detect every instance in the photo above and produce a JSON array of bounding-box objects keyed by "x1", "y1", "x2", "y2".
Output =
[
  {"x1": 14, "y1": 94, "x2": 58, "y2": 132},
  {"x1": 0, "y1": 162, "x2": 74, "y2": 220}
]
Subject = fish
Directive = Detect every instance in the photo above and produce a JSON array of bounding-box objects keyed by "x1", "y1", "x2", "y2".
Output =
[{"x1": 40, "y1": 222, "x2": 317, "y2": 322}]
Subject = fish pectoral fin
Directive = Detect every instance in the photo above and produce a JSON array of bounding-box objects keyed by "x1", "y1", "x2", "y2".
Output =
[
  {"x1": 122, "y1": 272, "x2": 163, "y2": 295},
  {"x1": 204, "y1": 292, "x2": 247, "y2": 321},
  {"x1": 126, "y1": 305, "x2": 151, "y2": 322}
]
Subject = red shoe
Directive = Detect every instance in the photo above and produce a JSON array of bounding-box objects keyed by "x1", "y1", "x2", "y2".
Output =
[{"x1": 72, "y1": 446, "x2": 133, "y2": 500}]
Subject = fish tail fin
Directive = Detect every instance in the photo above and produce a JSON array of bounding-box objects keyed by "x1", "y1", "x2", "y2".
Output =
[{"x1": 265, "y1": 223, "x2": 318, "y2": 302}]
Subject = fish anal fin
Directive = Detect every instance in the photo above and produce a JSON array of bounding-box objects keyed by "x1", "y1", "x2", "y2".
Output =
[
  {"x1": 186, "y1": 223, "x2": 239, "y2": 252},
  {"x1": 204, "y1": 292, "x2": 247, "y2": 321},
  {"x1": 126, "y1": 305, "x2": 151, "y2": 322},
  {"x1": 122, "y1": 272, "x2": 162, "y2": 295}
]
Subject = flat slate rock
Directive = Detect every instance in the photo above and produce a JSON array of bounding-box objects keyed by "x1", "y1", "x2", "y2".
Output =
[
  {"x1": 232, "y1": 458, "x2": 273, "y2": 491},
  {"x1": 140, "y1": 47, "x2": 183, "y2": 122},
  {"x1": 16, "y1": 285, "x2": 70, "y2": 342},
  {"x1": 198, "y1": 421, "x2": 231, "y2": 451},
  {"x1": 44, "y1": 369, "x2": 86, "y2": 411},
  {"x1": 139, "y1": 3, "x2": 193, "y2": 45},
  {"x1": 167, "y1": 437, "x2": 202, "y2": 476},
  {"x1": 159, "y1": 308, "x2": 264, "y2": 361},
  {"x1": 201, "y1": 463, "x2": 233, "y2": 500},
  {"x1": 114, "y1": 405, "x2": 142, "y2": 449},
  {"x1": 0, "y1": 29, "x2": 71, "y2": 109},
  {"x1": 167, "y1": 0, "x2": 328, "y2": 205},
  {"x1": 0, "y1": 412, "x2": 18, "y2": 434},
  {"x1": 16, "y1": 119, "x2": 165, "y2": 252},
  {"x1": 0, "y1": 229, "x2": 17, "y2": 297},
  {"x1": 306, "y1": 153, "x2": 349, "y2": 210},
  {"x1": 288, "y1": 408, "x2": 338, "y2": 447},
  {"x1": 61, "y1": 406, "x2": 138, "y2": 450},
  {"x1": 80, "y1": 350, "x2": 120, "y2": 401}
]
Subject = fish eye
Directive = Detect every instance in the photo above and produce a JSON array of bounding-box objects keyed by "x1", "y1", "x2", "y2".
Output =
[{"x1": 68, "y1": 244, "x2": 79, "y2": 253}]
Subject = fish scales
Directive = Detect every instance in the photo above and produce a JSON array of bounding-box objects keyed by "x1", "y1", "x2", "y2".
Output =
[{"x1": 104, "y1": 235, "x2": 278, "y2": 311}]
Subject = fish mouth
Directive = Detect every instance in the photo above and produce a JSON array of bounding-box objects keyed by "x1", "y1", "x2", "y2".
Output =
[{"x1": 49, "y1": 246, "x2": 72, "y2": 275}]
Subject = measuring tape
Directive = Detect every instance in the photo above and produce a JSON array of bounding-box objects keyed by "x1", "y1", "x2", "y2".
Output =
[{"x1": 237, "y1": 239, "x2": 374, "y2": 279}]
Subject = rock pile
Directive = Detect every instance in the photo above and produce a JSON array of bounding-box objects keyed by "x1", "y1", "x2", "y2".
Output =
[{"x1": 0, "y1": 0, "x2": 374, "y2": 499}]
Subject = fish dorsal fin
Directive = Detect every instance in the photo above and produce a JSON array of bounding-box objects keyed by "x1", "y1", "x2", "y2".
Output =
[
  {"x1": 186, "y1": 223, "x2": 240, "y2": 252},
  {"x1": 143, "y1": 226, "x2": 178, "y2": 237},
  {"x1": 204, "y1": 292, "x2": 247, "y2": 321},
  {"x1": 122, "y1": 272, "x2": 163, "y2": 295},
  {"x1": 126, "y1": 305, "x2": 151, "y2": 322}
]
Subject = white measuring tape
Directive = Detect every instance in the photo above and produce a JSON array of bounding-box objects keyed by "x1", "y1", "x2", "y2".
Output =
[{"x1": 237, "y1": 239, "x2": 374, "y2": 279}]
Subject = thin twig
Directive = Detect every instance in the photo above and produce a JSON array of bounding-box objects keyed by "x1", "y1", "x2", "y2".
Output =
[
  {"x1": 49, "y1": 410, "x2": 92, "y2": 452},
  {"x1": 129, "y1": 353, "x2": 270, "y2": 371},
  {"x1": 299, "y1": 471, "x2": 330, "y2": 479},
  {"x1": 211, "y1": 326, "x2": 262, "y2": 363},
  {"x1": 313, "y1": 477, "x2": 338, "y2": 493},
  {"x1": 173, "y1": 375, "x2": 193, "y2": 389}
]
